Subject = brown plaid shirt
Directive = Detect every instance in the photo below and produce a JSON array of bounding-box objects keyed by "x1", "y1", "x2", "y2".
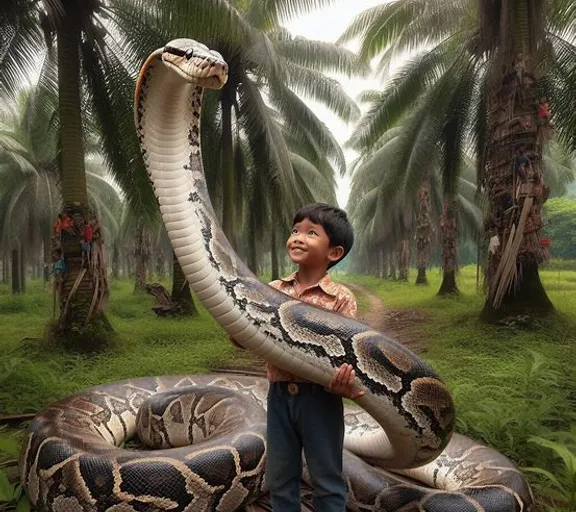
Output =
[{"x1": 267, "y1": 272, "x2": 357, "y2": 382}]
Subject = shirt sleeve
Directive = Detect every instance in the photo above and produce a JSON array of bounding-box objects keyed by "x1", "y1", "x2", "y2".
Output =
[{"x1": 334, "y1": 288, "x2": 358, "y2": 319}]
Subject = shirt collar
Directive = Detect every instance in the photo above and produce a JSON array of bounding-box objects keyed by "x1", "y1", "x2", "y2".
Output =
[{"x1": 280, "y1": 271, "x2": 339, "y2": 297}]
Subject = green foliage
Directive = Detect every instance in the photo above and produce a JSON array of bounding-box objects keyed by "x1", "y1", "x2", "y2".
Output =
[
  {"x1": 525, "y1": 435, "x2": 576, "y2": 511},
  {"x1": 544, "y1": 198, "x2": 576, "y2": 260},
  {"x1": 0, "y1": 429, "x2": 30, "y2": 511},
  {"x1": 545, "y1": 259, "x2": 576, "y2": 272},
  {"x1": 0, "y1": 280, "x2": 236, "y2": 413}
]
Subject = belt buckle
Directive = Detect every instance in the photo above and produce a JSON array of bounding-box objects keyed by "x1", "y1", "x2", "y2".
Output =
[{"x1": 287, "y1": 383, "x2": 299, "y2": 395}]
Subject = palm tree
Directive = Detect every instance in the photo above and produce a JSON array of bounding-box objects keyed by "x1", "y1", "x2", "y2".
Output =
[
  {"x1": 0, "y1": 87, "x2": 122, "y2": 299},
  {"x1": 112, "y1": 1, "x2": 366, "y2": 248},
  {"x1": 347, "y1": 99, "x2": 481, "y2": 293},
  {"x1": 340, "y1": 0, "x2": 576, "y2": 319},
  {"x1": 1, "y1": 1, "x2": 159, "y2": 346},
  {"x1": 239, "y1": 105, "x2": 340, "y2": 278}
]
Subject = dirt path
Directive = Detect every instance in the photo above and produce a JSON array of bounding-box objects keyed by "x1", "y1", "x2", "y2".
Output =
[{"x1": 344, "y1": 282, "x2": 429, "y2": 355}]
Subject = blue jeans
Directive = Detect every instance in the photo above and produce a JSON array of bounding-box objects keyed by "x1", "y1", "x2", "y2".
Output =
[{"x1": 266, "y1": 381, "x2": 347, "y2": 512}]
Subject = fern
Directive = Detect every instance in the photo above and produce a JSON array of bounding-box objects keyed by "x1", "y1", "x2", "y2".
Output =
[{"x1": 524, "y1": 435, "x2": 576, "y2": 511}]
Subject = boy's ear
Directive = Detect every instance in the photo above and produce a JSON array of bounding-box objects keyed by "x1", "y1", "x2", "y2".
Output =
[{"x1": 327, "y1": 246, "x2": 344, "y2": 263}]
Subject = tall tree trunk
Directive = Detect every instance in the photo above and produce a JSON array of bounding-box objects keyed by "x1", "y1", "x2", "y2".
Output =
[
  {"x1": 52, "y1": 22, "x2": 111, "y2": 348},
  {"x1": 171, "y1": 251, "x2": 197, "y2": 316},
  {"x1": 19, "y1": 241, "x2": 26, "y2": 293},
  {"x1": 111, "y1": 244, "x2": 119, "y2": 280},
  {"x1": 11, "y1": 247, "x2": 21, "y2": 293},
  {"x1": 247, "y1": 209, "x2": 259, "y2": 275},
  {"x1": 271, "y1": 229, "x2": 279, "y2": 281},
  {"x1": 387, "y1": 251, "x2": 397, "y2": 280},
  {"x1": 220, "y1": 91, "x2": 236, "y2": 245},
  {"x1": 415, "y1": 182, "x2": 432, "y2": 285},
  {"x1": 155, "y1": 249, "x2": 165, "y2": 280},
  {"x1": 42, "y1": 236, "x2": 52, "y2": 287},
  {"x1": 1, "y1": 255, "x2": 8, "y2": 284},
  {"x1": 438, "y1": 197, "x2": 459, "y2": 295},
  {"x1": 481, "y1": 6, "x2": 553, "y2": 321},
  {"x1": 379, "y1": 248, "x2": 388, "y2": 280},
  {"x1": 397, "y1": 239, "x2": 410, "y2": 281},
  {"x1": 133, "y1": 220, "x2": 150, "y2": 293}
]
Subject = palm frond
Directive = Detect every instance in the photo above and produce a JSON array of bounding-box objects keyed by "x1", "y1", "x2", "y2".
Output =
[
  {"x1": 0, "y1": 0, "x2": 44, "y2": 98},
  {"x1": 273, "y1": 36, "x2": 369, "y2": 76},
  {"x1": 282, "y1": 61, "x2": 360, "y2": 122},
  {"x1": 268, "y1": 83, "x2": 346, "y2": 174},
  {"x1": 80, "y1": 34, "x2": 157, "y2": 219},
  {"x1": 347, "y1": 39, "x2": 458, "y2": 151}
]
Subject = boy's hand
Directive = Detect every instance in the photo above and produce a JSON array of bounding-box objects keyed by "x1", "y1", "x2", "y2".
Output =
[{"x1": 328, "y1": 363, "x2": 365, "y2": 399}]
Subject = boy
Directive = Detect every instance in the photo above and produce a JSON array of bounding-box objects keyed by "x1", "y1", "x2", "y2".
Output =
[{"x1": 233, "y1": 203, "x2": 364, "y2": 511}]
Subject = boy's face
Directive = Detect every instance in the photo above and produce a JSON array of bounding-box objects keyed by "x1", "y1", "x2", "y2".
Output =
[{"x1": 286, "y1": 218, "x2": 343, "y2": 269}]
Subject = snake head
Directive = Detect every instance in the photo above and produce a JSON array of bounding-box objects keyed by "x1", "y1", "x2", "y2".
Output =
[{"x1": 162, "y1": 38, "x2": 228, "y2": 89}]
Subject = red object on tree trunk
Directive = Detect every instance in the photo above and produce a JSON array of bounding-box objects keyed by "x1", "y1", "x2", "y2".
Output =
[{"x1": 540, "y1": 237, "x2": 551, "y2": 247}]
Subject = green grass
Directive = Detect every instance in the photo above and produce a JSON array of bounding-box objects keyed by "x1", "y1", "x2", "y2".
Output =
[
  {"x1": 1, "y1": 269, "x2": 575, "y2": 511},
  {"x1": 0, "y1": 280, "x2": 236, "y2": 414}
]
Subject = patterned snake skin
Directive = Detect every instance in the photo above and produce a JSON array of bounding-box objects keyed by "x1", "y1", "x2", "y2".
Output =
[{"x1": 19, "y1": 39, "x2": 534, "y2": 511}]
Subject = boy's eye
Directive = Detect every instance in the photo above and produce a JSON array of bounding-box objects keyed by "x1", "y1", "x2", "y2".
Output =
[
  {"x1": 308, "y1": 230, "x2": 317, "y2": 236},
  {"x1": 291, "y1": 228, "x2": 298, "y2": 235}
]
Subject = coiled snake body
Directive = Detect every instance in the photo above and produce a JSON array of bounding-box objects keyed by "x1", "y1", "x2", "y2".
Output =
[{"x1": 20, "y1": 39, "x2": 534, "y2": 511}]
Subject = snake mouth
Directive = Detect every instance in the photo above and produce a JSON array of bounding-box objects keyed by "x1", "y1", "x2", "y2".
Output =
[{"x1": 162, "y1": 42, "x2": 228, "y2": 90}]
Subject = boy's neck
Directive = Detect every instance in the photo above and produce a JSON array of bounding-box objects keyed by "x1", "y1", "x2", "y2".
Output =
[{"x1": 295, "y1": 266, "x2": 329, "y2": 288}]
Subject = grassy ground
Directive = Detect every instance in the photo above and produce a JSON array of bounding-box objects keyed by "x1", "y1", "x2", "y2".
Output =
[
  {"x1": 0, "y1": 279, "x2": 238, "y2": 414},
  {"x1": 1, "y1": 267, "x2": 575, "y2": 510}
]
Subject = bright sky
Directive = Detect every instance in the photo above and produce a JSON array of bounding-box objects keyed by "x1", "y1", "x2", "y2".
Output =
[{"x1": 286, "y1": 0, "x2": 385, "y2": 207}]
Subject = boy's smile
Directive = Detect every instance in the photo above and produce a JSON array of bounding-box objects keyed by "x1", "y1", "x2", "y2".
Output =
[{"x1": 287, "y1": 219, "x2": 342, "y2": 268}]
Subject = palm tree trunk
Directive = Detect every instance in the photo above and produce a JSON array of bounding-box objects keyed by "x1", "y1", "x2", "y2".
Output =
[
  {"x1": 271, "y1": 230, "x2": 279, "y2": 281},
  {"x1": 43, "y1": 236, "x2": 51, "y2": 285},
  {"x1": 11, "y1": 247, "x2": 21, "y2": 293},
  {"x1": 438, "y1": 197, "x2": 459, "y2": 295},
  {"x1": 133, "y1": 220, "x2": 149, "y2": 293},
  {"x1": 379, "y1": 248, "x2": 388, "y2": 279},
  {"x1": 155, "y1": 249, "x2": 165, "y2": 280},
  {"x1": 52, "y1": 23, "x2": 111, "y2": 347},
  {"x1": 221, "y1": 92, "x2": 235, "y2": 245},
  {"x1": 415, "y1": 183, "x2": 432, "y2": 285},
  {"x1": 171, "y1": 251, "x2": 197, "y2": 316},
  {"x1": 2, "y1": 255, "x2": 8, "y2": 284},
  {"x1": 397, "y1": 239, "x2": 410, "y2": 281},
  {"x1": 111, "y1": 244, "x2": 119, "y2": 280},
  {"x1": 19, "y1": 241, "x2": 26, "y2": 293},
  {"x1": 481, "y1": 18, "x2": 553, "y2": 320},
  {"x1": 387, "y1": 251, "x2": 397, "y2": 280}
]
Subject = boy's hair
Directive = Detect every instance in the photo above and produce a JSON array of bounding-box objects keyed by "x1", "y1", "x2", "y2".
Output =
[{"x1": 292, "y1": 203, "x2": 354, "y2": 268}]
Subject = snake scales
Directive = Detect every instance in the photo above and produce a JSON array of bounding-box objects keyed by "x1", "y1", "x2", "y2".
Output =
[{"x1": 19, "y1": 39, "x2": 534, "y2": 511}]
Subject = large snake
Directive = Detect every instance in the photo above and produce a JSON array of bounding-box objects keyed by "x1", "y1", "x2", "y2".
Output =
[{"x1": 19, "y1": 39, "x2": 534, "y2": 511}]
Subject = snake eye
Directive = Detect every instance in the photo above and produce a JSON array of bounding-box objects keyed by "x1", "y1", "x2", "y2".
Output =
[{"x1": 185, "y1": 49, "x2": 194, "y2": 59}]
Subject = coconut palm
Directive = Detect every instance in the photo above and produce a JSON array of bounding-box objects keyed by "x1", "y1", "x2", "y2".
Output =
[
  {"x1": 340, "y1": 0, "x2": 576, "y2": 319},
  {"x1": 1, "y1": 0, "x2": 366, "y2": 344},
  {"x1": 111, "y1": 1, "x2": 366, "y2": 247},
  {"x1": 347, "y1": 96, "x2": 481, "y2": 293},
  {"x1": 0, "y1": 87, "x2": 122, "y2": 297},
  {"x1": 238, "y1": 104, "x2": 339, "y2": 278},
  {"x1": 0, "y1": 1, "x2": 160, "y2": 346}
]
